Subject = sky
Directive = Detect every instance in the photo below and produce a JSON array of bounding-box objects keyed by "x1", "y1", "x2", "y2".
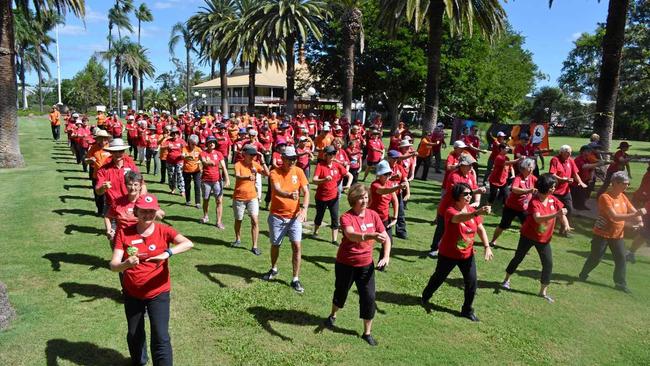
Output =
[{"x1": 28, "y1": 0, "x2": 609, "y2": 91}]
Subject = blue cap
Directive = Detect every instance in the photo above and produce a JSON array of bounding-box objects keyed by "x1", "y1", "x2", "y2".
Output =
[{"x1": 387, "y1": 150, "x2": 401, "y2": 159}]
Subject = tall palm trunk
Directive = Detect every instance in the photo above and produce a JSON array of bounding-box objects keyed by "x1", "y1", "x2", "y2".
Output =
[
  {"x1": 37, "y1": 64, "x2": 44, "y2": 113},
  {"x1": 186, "y1": 47, "x2": 191, "y2": 112},
  {"x1": 116, "y1": 59, "x2": 122, "y2": 116},
  {"x1": 248, "y1": 59, "x2": 257, "y2": 114},
  {"x1": 108, "y1": 29, "x2": 113, "y2": 110},
  {"x1": 19, "y1": 49, "x2": 27, "y2": 110},
  {"x1": 132, "y1": 74, "x2": 138, "y2": 110},
  {"x1": 593, "y1": 0, "x2": 630, "y2": 152},
  {"x1": 219, "y1": 58, "x2": 229, "y2": 116},
  {"x1": 137, "y1": 18, "x2": 143, "y2": 110},
  {"x1": 341, "y1": 8, "x2": 362, "y2": 123},
  {"x1": 0, "y1": 2, "x2": 25, "y2": 168},
  {"x1": 285, "y1": 36, "x2": 296, "y2": 116},
  {"x1": 422, "y1": 0, "x2": 445, "y2": 134}
]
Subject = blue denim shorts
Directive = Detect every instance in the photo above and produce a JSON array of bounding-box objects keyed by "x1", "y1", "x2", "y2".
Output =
[{"x1": 267, "y1": 214, "x2": 302, "y2": 246}]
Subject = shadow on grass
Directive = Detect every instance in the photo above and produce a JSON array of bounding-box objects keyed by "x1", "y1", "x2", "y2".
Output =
[
  {"x1": 406, "y1": 216, "x2": 435, "y2": 225},
  {"x1": 186, "y1": 235, "x2": 231, "y2": 247},
  {"x1": 390, "y1": 247, "x2": 429, "y2": 260},
  {"x1": 55, "y1": 161, "x2": 78, "y2": 165},
  {"x1": 59, "y1": 282, "x2": 123, "y2": 303},
  {"x1": 196, "y1": 264, "x2": 260, "y2": 287},
  {"x1": 566, "y1": 249, "x2": 614, "y2": 263},
  {"x1": 63, "y1": 184, "x2": 90, "y2": 191},
  {"x1": 45, "y1": 339, "x2": 130, "y2": 366},
  {"x1": 64, "y1": 224, "x2": 104, "y2": 236},
  {"x1": 247, "y1": 306, "x2": 358, "y2": 341},
  {"x1": 63, "y1": 176, "x2": 89, "y2": 181},
  {"x1": 163, "y1": 215, "x2": 201, "y2": 224},
  {"x1": 375, "y1": 290, "x2": 463, "y2": 318},
  {"x1": 43, "y1": 252, "x2": 107, "y2": 272},
  {"x1": 56, "y1": 168, "x2": 81, "y2": 173},
  {"x1": 59, "y1": 195, "x2": 93, "y2": 203},
  {"x1": 445, "y1": 278, "x2": 539, "y2": 297},
  {"x1": 53, "y1": 208, "x2": 96, "y2": 217},
  {"x1": 302, "y1": 255, "x2": 335, "y2": 271}
]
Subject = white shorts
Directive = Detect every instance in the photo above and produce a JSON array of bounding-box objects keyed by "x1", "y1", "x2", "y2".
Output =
[
  {"x1": 233, "y1": 199, "x2": 259, "y2": 220},
  {"x1": 202, "y1": 181, "x2": 223, "y2": 200}
]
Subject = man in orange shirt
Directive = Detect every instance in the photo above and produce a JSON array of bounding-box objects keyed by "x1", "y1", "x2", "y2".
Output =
[
  {"x1": 232, "y1": 145, "x2": 270, "y2": 255},
  {"x1": 415, "y1": 133, "x2": 437, "y2": 180},
  {"x1": 86, "y1": 129, "x2": 112, "y2": 215},
  {"x1": 49, "y1": 106, "x2": 61, "y2": 141},
  {"x1": 263, "y1": 146, "x2": 310, "y2": 293},
  {"x1": 314, "y1": 125, "x2": 333, "y2": 160}
]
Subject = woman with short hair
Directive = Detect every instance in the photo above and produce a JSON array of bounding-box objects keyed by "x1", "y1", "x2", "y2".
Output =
[
  {"x1": 182, "y1": 134, "x2": 203, "y2": 208},
  {"x1": 323, "y1": 183, "x2": 390, "y2": 346}
]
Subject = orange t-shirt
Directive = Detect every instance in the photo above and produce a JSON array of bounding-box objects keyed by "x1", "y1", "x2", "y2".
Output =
[
  {"x1": 233, "y1": 160, "x2": 264, "y2": 201},
  {"x1": 182, "y1": 146, "x2": 202, "y2": 173},
  {"x1": 49, "y1": 111, "x2": 61, "y2": 126},
  {"x1": 96, "y1": 113, "x2": 106, "y2": 126},
  {"x1": 417, "y1": 136, "x2": 433, "y2": 158},
  {"x1": 270, "y1": 166, "x2": 309, "y2": 219},
  {"x1": 159, "y1": 136, "x2": 170, "y2": 160},
  {"x1": 86, "y1": 145, "x2": 112, "y2": 179},
  {"x1": 593, "y1": 192, "x2": 634, "y2": 239},
  {"x1": 314, "y1": 134, "x2": 333, "y2": 159}
]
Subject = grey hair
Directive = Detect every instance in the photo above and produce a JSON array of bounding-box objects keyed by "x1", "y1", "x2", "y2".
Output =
[
  {"x1": 611, "y1": 171, "x2": 630, "y2": 184},
  {"x1": 559, "y1": 144, "x2": 572, "y2": 154},
  {"x1": 189, "y1": 134, "x2": 199, "y2": 144},
  {"x1": 519, "y1": 158, "x2": 536, "y2": 171},
  {"x1": 124, "y1": 171, "x2": 144, "y2": 184}
]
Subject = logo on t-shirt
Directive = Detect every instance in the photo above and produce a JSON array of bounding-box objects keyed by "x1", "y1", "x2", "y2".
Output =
[
  {"x1": 148, "y1": 244, "x2": 156, "y2": 251},
  {"x1": 291, "y1": 175, "x2": 298, "y2": 184}
]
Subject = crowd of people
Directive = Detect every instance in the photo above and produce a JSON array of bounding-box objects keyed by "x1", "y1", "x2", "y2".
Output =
[{"x1": 48, "y1": 105, "x2": 650, "y2": 360}]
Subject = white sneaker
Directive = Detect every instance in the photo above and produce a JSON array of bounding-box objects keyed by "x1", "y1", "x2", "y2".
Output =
[
  {"x1": 428, "y1": 250, "x2": 438, "y2": 258},
  {"x1": 200, "y1": 216, "x2": 209, "y2": 224}
]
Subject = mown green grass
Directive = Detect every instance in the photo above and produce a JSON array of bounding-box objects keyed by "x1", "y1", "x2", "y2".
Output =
[{"x1": 1, "y1": 117, "x2": 649, "y2": 365}]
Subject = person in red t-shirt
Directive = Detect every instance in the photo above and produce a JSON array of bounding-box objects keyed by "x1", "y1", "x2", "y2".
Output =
[
  {"x1": 369, "y1": 161, "x2": 404, "y2": 262},
  {"x1": 387, "y1": 150, "x2": 411, "y2": 239},
  {"x1": 95, "y1": 139, "x2": 145, "y2": 214},
  {"x1": 163, "y1": 127, "x2": 187, "y2": 195},
  {"x1": 483, "y1": 131, "x2": 508, "y2": 184},
  {"x1": 502, "y1": 174, "x2": 568, "y2": 303},
  {"x1": 346, "y1": 139, "x2": 362, "y2": 184},
  {"x1": 487, "y1": 143, "x2": 520, "y2": 204},
  {"x1": 144, "y1": 126, "x2": 160, "y2": 176},
  {"x1": 361, "y1": 129, "x2": 385, "y2": 181},
  {"x1": 323, "y1": 183, "x2": 390, "y2": 346},
  {"x1": 490, "y1": 158, "x2": 537, "y2": 247},
  {"x1": 422, "y1": 182, "x2": 493, "y2": 322},
  {"x1": 200, "y1": 136, "x2": 230, "y2": 227},
  {"x1": 295, "y1": 136, "x2": 314, "y2": 178},
  {"x1": 632, "y1": 162, "x2": 650, "y2": 206},
  {"x1": 549, "y1": 145, "x2": 587, "y2": 234},
  {"x1": 572, "y1": 145, "x2": 607, "y2": 210},
  {"x1": 312, "y1": 145, "x2": 353, "y2": 245},
  {"x1": 597, "y1": 141, "x2": 633, "y2": 197},
  {"x1": 110, "y1": 194, "x2": 193, "y2": 366}
]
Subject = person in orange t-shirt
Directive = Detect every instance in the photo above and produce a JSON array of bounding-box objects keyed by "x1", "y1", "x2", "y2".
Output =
[
  {"x1": 49, "y1": 107, "x2": 61, "y2": 140},
  {"x1": 232, "y1": 144, "x2": 269, "y2": 255},
  {"x1": 85, "y1": 129, "x2": 112, "y2": 215},
  {"x1": 263, "y1": 146, "x2": 310, "y2": 293},
  {"x1": 182, "y1": 134, "x2": 203, "y2": 207},
  {"x1": 579, "y1": 171, "x2": 644, "y2": 293}
]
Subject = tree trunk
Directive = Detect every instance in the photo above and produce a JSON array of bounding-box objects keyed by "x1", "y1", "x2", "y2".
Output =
[
  {"x1": 593, "y1": 0, "x2": 630, "y2": 152},
  {"x1": 116, "y1": 59, "x2": 122, "y2": 116},
  {"x1": 285, "y1": 36, "x2": 296, "y2": 116},
  {"x1": 422, "y1": 0, "x2": 445, "y2": 134},
  {"x1": 341, "y1": 8, "x2": 362, "y2": 123},
  {"x1": 139, "y1": 75, "x2": 144, "y2": 109},
  {"x1": 19, "y1": 48, "x2": 27, "y2": 110},
  {"x1": 37, "y1": 68, "x2": 44, "y2": 113},
  {"x1": 387, "y1": 98, "x2": 401, "y2": 132},
  {"x1": 210, "y1": 58, "x2": 215, "y2": 79},
  {"x1": 132, "y1": 74, "x2": 138, "y2": 111},
  {"x1": 186, "y1": 47, "x2": 191, "y2": 112},
  {"x1": 219, "y1": 58, "x2": 229, "y2": 116},
  {"x1": 248, "y1": 59, "x2": 257, "y2": 114},
  {"x1": 0, "y1": 2, "x2": 25, "y2": 168},
  {"x1": 108, "y1": 29, "x2": 113, "y2": 111}
]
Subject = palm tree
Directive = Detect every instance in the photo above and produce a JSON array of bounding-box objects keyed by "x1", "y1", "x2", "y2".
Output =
[
  {"x1": 379, "y1": 0, "x2": 506, "y2": 133},
  {"x1": 97, "y1": 37, "x2": 138, "y2": 116},
  {"x1": 169, "y1": 22, "x2": 196, "y2": 112},
  {"x1": 333, "y1": 0, "x2": 364, "y2": 123},
  {"x1": 245, "y1": 0, "x2": 329, "y2": 115},
  {"x1": 135, "y1": 2, "x2": 153, "y2": 108},
  {"x1": 107, "y1": 1, "x2": 134, "y2": 111},
  {"x1": 13, "y1": 8, "x2": 37, "y2": 110},
  {"x1": 1, "y1": 0, "x2": 84, "y2": 168},
  {"x1": 550, "y1": 0, "x2": 630, "y2": 151},
  {"x1": 121, "y1": 44, "x2": 156, "y2": 108}
]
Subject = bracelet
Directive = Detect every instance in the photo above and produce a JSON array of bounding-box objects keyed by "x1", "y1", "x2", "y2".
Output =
[{"x1": 165, "y1": 248, "x2": 173, "y2": 258}]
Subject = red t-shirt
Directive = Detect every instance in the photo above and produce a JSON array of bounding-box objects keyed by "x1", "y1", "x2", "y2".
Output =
[
  {"x1": 607, "y1": 150, "x2": 628, "y2": 173},
  {"x1": 346, "y1": 147, "x2": 362, "y2": 170},
  {"x1": 574, "y1": 155, "x2": 593, "y2": 184},
  {"x1": 296, "y1": 146, "x2": 311, "y2": 169},
  {"x1": 438, "y1": 170, "x2": 478, "y2": 216},
  {"x1": 145, "y1": 134, "x2": 158, "y2": 149},
  {"x1": 464, "y1": 135, "x2": 480, "y2": 158},
  {"x1": 114, "y1": 223, "x2": 178, "y2": 300},
  {"x1": 389, "y1": 163, "x2": 408, "y2": 186},
  {"x1": 165, "y1": 138, "x2": 187, "y2": 164},
  {"x1": 442, "y1": 152, "x2": 463, "y2": 189},
  {"x1": 369, "y1": 180, "x2": 394, "y2": 222},
  {"x1": 95, "y1": 157, "x2": 140, "y2": 207},
  {"x1": 314, "y1": 162, "x2": 347, "y2": 201},
  {"x1": 514, "y1": 144, "x2": 536, "y2": 159},
  {"x1": 549, "y1": 156, "x2": 578, "y2": 195},
  {"x1": 488, "y1": 140, "x2": 501, "y2": 161},
  {"x1": 633, "y1": 170, "x2": 650, "y2": 203},
  {"x1": 430, "y1": 131, "x2": 444, "y2": 152},
  {"x1": 106, "y1": 195, "x2": 138, "y2": 231},
  {"x1": 520, "y1": 195, "x2": 564, "y2": 243},
  {"x1": 488, "y1": 154, "x2": 510, "y2": 187},
  {"x1": 214, "y1": 131, "x2": 231, "y2": 157},
  {"x1": 505, "y1": 174, "x2": 537, "y2": 211},
  {"x1": 200, "y1": 150, "x2": 224, "y2": 182},
  {"x1": 336, "y1": 209, "x2": 386, "y2": 267},
  {"x1": 439, "y1": 206, "x2": 483, "y2": 260},
  {"x1": 366, "y1": 138, "x2": 385, "y2": 163}
]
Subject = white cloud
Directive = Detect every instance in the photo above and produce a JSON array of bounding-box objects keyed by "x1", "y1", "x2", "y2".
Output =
[
  {"x1": 569, "y1": 32, "x2": 583, "y2": 42},
  {"x1": 84, "y1": 6, "x2": 107, "y2": 24},
  {"x1": 153, "y1": 2, "x2": 175, "y2": 9},
  {"x1": 58, "y1": 24, "x2": 87, "y2": 35},
  {"x1": 127, "y1": 25, "x2": 163, "y2": 39}
]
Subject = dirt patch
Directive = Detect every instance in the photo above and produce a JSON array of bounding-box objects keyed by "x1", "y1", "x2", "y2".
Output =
[{"x1": 0, "y1": 282, "x2": 16, "y2": 331}]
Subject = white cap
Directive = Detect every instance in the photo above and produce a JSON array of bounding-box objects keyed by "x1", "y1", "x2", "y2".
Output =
[
  {"x1": 375, "y1": 160, "x2": 392, "y2": 176},
  {"x1": 323, "y1": 125, "x2": 331, "y2": 132},
  {"x1": 453, "y1": 140, "x2": 467, "y2": 149},
  {"x1": 497, "y1": 131, "x2": 506, "y2": 137},
  {"x1": 128, "y1": 115, "x2": 135, "y2": 120}
]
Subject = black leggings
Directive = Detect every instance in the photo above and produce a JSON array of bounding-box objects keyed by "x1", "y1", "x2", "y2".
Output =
[
  {"x1": 124, "y1": 291, "x2": 172, "y2": 366},
  {"x1": 505, "y1": 236, "x2": 553, "y2": 285},
  {"x1": 415, "y1": 155, "x2": 432, "y2": 180},
  {"x1": 488, "y1": 183, "x2": 509, "y2": 205},
  {"x1": 332, "y1": 262, "x2": 376, "y2": 320},
  {"x1": 579, "y1": 235, "x2": 627, "y2": 287},
  {"x1": 422, "y1": 254, "x2": 477, "y2": 315},
  {"x1": 314, "y1": 198, "x2": 340, "y2": 228},
  {"x1": 183, "y1": 171, "x2": 201, "y2": 204},
  {"x1": 555, "y1": 191, "x2": 573, "y2": 216},
  {"x1": 430, "y1": 214, "x2": 444, "y2": 251}
]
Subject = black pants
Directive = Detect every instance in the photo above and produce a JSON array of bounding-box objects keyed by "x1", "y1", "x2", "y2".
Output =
[
  {"x1": 91, "y1": 178, "x2": 105, "y2": 215},
  {"x1": 498, "y1": 206, "x2": 525, "y2": 230},
  {"x1": 579, "y1": 235, "x2": 627, "y2": 287},
  {"x1": 74, "y1": 144, "x2": 88, "y2": 172},
  {"x1": 422, "y1": 254, "x2": 477, "y2": 315},
  {"x1": 433, "y1": 151, "x2": 442, "y2": 172},
  {"x1": 483, "y1": 158, "x2": 495, "y2": 184},
  {"x1": 51, "y1": 125, "x2": 60, "y2": 140},
  {"x1": 571, "y1": 185, "x2": 589, "y2": 209},
  {"x1": 183, "y1": 171, "x2": 201, "y2": 205},
  {"x1": 128, "y1": 138, "x2": 138, "y2": 160},
  {"x1": 416, "y1": 156, "x2": 432, "y2": 180},
  {"x1": 395, "y1": 194, "x2": 407, "y2": 237},
  {"x1": 159, "y1": 161, "x2": 167, "y2": 183},
  {"x1": 505, "y1": 236, "x2": 553, "y2": 285},
  {"x1": 430, "y1": 214, "x2": 444, "y2": 251},
  {"x1": 314, "y1": 198, "x2": 340, "y2": 229},
  {"x1": 349, "y1": 168, "x2": 360, "y2": 184},
  {"x1": 146, "y1": 149, "x2": 159, "y2": 175},
  {"x1": 264, "y1": 176, "x2": 273, "y2": 205},
  {"x1": 488, "y1": 183, "x2": 509, "y2": 205},
  {"x1": 124, "y1": 291, "x2": 172, "y2": 366},
  {"x1": 332, "y1": 262, "x2": 376, "y2": 319},
  {"x1": 379, "y1": 219, "x2": 394, "y2": 261},
  {"x1": 555, "y1": 191, "x2": 573, "y2": 216}
]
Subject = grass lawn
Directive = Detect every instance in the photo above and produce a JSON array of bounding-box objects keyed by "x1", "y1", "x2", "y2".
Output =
[{"x1": 1, "y1": 117, "x2": 650, "y2": 365}]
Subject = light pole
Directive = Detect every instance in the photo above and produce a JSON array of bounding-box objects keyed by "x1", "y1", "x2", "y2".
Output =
[
  {"x1": 193, "y1": 91, "x2": 199, "y2": 113},
  {"x1": 172, "y1": 94, "x2": 177, "y2": 115},
  {"x1": 201, "y1": 93, "x2": 207, "y2": 114}
]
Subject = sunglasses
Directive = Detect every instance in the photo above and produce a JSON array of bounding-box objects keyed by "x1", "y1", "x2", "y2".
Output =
[{"x1": 463, "y1": 191, "x2": 472, "y2": 196}]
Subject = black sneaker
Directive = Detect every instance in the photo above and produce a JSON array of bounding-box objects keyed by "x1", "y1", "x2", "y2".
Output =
[
  {"x1": 251, "y1": 247, "x2": 261, "y2": 256},
  {"x1": 231, "y1": 239, "x2": 241, "y2": 247},
  {"x1": 324, "y1": 315, "x2": 336, "y2": 329},
  {"x1": 262, "y1": 268, "x2": 278, "y2": 281},
  {"x1": 626, "y1": 251, "x2": 636, "y2": 264},
  {"x1": 615, "y1": 284, "x2": 632, "y2": 294},
  {"x1": 461, "y1": 312, "x2": 480, "y2": 322},
  {"x1": 332, "y1": 240, "x2": 339, "y2": 246},
  {"x1": 291, "y1": 280, "x2": 305, "y2": 294},
  {"x1": 361, "y1": 334, "x2": 377, "y2": 346}
]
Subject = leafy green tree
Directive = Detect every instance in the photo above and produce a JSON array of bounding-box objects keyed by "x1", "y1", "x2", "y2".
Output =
[
  {"x1": 169, "y1": 22, "x2": 196, "y2": 111},
  {"x1": 62, "y1": 56, "x2": 108, "y2": 113},
  {"x1": 108, "y1": 0, "x2": 134, "y2": 111}
]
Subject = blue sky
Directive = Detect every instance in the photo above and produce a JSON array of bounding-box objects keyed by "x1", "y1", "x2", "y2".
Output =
[{"x1": 31, "y1": 0, "x2": 608, "y2": 91}]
